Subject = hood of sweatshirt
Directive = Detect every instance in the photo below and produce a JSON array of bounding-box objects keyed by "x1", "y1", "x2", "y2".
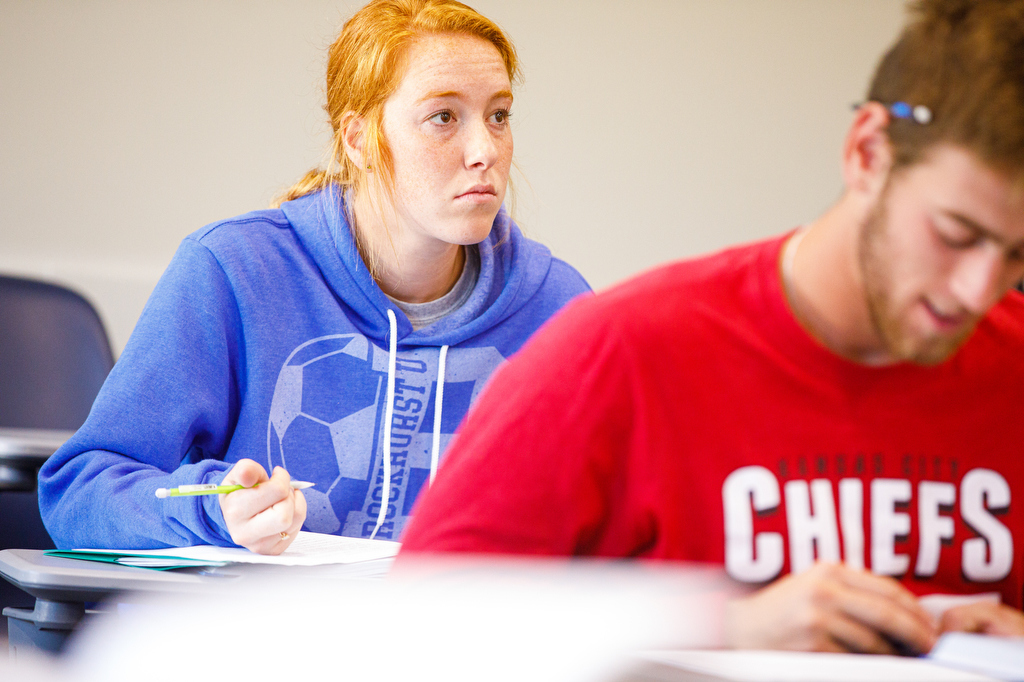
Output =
[
  {"x1": 280, "y1": 186, "x2": 554, "y2": 347},
  {"x1": 280, "y1": 186, "x2": 574, "y2": 539},
  {"x1": 37, "y1": 185, "x2": 588, "y2": 550}
]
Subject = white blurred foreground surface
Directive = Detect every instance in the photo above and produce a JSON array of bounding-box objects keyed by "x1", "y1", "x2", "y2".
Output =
[
  {"x1": 55, "y1": 557, "x2": 735, "y2": 682},
  {"x1": 632, "y1": 650, "x2": 999, "y2": 682},
  {"x1": 928, "y1": 633, "x2": 1024, "y2": 681},
  {"x1": 5, "y1": 558, "x2": 1018, "y2": 682}
]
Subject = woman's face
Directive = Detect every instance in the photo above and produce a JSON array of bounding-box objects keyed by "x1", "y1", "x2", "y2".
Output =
[{"x1": 378, "y1": 33, "x2": 513, "y2": 249}]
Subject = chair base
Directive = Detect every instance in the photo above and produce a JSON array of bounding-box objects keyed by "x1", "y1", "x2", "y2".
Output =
[{"x1": 4, "y1": 599, "x2": 83, "y2": 657}]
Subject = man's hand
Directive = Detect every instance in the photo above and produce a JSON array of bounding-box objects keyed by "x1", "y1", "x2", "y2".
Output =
[
  {"x1": 940, "y1": 601, "x2": 1024, "y2": 636},
  {"x1": 724, "y1": 562, "x2": 938, "y2": 654},
  {"x1": 219, "y1": 459, "x2": 307, "y2": 555}
]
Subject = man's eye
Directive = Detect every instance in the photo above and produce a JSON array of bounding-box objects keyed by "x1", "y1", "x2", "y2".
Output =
[
  {"x1": 935, "y1": 221, "x2": 977, "y2": 248},
  {"x1": 430, "y1": 111, "x2": 453, "y2": 124}
]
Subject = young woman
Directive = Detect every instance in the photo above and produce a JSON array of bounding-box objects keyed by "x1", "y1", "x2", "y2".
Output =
[{"x1": 39, "y1": 0, "x2": 589, "y2": 555}]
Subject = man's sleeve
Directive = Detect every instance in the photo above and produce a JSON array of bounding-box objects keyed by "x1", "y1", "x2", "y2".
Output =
[{"x1": 401, "y1": 297, "x2": 640, "y2": 556}]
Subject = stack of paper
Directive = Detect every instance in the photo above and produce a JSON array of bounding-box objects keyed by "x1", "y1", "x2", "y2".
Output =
[
  {"x1": 628, "y1": 650, "x2": 1001, "y2": 682},
  {"x1": 46, "y1": 531, "x2": 401, "y2": 572},
  {"x1": 928, "y1": 633, "x2": 1024, "y2": 681},
  {"x1": 43, "y1": 551, "x2": 227, "y2": 570}
]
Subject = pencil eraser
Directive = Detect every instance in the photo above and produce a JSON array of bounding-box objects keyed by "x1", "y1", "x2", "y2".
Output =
[{"x1": 155, "y1": 488, "x2": 169, "y2": 498}]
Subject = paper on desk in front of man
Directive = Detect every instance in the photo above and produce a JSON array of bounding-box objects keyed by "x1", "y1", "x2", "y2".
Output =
[
  {"x1": 632, "y1": 650, "x2": 999, "y2": 682},
  {"x1": 928, "y1": 633, "x2": 1024, "y2": 682}
]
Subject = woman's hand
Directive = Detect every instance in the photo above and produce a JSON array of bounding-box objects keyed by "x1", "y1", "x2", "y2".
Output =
[
  {"x1": 724, "y1": 562, "x2": 939, "y2": 654},
  {"x1": 219, "y1": 459, "x2": 307, "y2": 555}
]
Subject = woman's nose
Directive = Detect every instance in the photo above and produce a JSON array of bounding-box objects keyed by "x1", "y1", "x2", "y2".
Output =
[{"x1": 463, "y1": 120, "x2": 499, "y2": 169}]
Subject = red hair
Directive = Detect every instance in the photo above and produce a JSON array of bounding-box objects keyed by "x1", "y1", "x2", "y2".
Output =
[{"x1": 275, "y1": 0, "x2": 519, "y2": 212}]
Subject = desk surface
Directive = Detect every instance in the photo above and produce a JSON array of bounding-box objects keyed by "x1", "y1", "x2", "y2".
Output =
[
  {"x1": 0, "y1": 547, "x2": 392, "y2": 604},
  {"x1": 0, "y1": 428, "x2": 73, "y2": 460},
  {"x1": 0, "y1": 549, "x2": 215, "y2": 604},
  {"x1": 0, "y1": 547, "x2": 391, "y2": 657},
  {"x1": 0, "y1": 427, "x2": 73, "y2": 490}
]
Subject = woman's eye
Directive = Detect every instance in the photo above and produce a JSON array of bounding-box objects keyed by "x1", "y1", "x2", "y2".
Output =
[
  {"x1": 491, "y1": 109, "x2": 511, "y2": 124},
  {"x1": 430, "y1": 111, "x2": 454, "y2": 124}
]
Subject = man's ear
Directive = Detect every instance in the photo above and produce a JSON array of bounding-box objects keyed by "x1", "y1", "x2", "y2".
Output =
[
  {"x1": 842, "y1": 102, "x2": 894, "y2": 201},
  {"x1": 340, "y1": 112, "x2": 367, "y2": 170}
]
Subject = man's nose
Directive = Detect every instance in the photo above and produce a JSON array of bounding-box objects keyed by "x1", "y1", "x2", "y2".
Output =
[{"x1": 949, "y1": 243, "x2": 1011, "y2": 315}]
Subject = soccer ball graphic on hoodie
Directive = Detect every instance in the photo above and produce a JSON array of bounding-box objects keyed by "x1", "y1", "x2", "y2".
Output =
[
  {"x1": 267, "y1": 334, "x2": 383, "y2": 534},
  {"x1": 267, "y1": 333, "x2": 505, "y2": 538}
]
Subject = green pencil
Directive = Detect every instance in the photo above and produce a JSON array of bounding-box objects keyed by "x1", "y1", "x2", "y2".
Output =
[{"x1": 154, "y1": 480, "x2": 314, "y2": 498}]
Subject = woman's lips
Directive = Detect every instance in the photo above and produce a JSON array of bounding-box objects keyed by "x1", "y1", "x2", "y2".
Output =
[{"x1": 455, "y1": 185, "x2": 497, "y2": 202}]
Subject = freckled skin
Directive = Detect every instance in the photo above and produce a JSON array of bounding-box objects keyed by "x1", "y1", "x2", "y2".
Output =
[
  {"x1": 384, "y1": 34, "x2": 513, "y2": 246},
  {"x1": 353, "y1": 33, "x2": 513, "y2": 303}
]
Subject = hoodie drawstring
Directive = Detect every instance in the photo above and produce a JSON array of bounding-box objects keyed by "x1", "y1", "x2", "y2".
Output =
[
  {"x1": 369, "y1": 309, "x2": 449, "y2": 540},
  {"x1": 430, "y1": 345, "x2": 448, "y2": 485},
  {"x1": 371, "y1": 310, "x2": 399, "y2": 540}
]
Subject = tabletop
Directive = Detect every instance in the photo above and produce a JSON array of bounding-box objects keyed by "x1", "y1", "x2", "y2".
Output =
[{"x1": 0, "y1": 427, "x2": 72, "y2": 491}]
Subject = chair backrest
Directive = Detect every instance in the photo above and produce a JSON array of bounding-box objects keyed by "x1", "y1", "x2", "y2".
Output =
[
  {"x1": 0, "y1": 275, "x2": 116, "y2": 631},
  {"x1": 0, "y1": 275, "x2": 115, "y2": 429}
]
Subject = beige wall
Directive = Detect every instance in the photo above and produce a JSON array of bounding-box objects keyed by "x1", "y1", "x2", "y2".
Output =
[{"x1": 0, "y1": 1, "x2": 905, "y2": 353}]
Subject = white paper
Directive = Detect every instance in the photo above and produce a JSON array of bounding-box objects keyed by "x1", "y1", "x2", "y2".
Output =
[
  {"x1": 116, "y1": 557, "x2": 225, "y2": 568},
  {"x1": 929, "y1": 633, "x2": 1024, "y2": 681},
  {"x1": 77, "y1": 531, "x2": 401, "y2": 567},
  {"x1": 639, "y1": 650, "x2": 1000, "y2": 682}
]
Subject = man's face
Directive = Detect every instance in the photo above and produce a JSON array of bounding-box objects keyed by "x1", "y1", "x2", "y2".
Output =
[{"x1": 859, "y1": 144, "x2": 1024, "y2": 365}]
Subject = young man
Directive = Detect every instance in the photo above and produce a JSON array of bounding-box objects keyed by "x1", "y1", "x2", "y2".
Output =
[{"x1": 401, "y1": 0, "x2": 1024, "y2": 654}]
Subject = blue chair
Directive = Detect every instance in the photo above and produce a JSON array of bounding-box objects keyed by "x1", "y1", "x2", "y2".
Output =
[
  {"x1": 0, "y1": 274, "x2": 115, "y2": 640},
  {"x1": 0, "y1": 275, "x2": 114, "y2": 430}
]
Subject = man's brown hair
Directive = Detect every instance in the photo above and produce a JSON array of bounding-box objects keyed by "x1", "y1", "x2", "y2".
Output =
[{"x1": 868, "y1": 0, "x2": 1024, "y2": 179}]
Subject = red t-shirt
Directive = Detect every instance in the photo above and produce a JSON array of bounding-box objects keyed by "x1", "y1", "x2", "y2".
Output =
[{"x1": 402, "y1": 234, "x2": 1024, "y2": 608}]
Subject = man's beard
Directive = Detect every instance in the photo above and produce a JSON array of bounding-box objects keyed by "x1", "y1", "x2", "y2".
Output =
[{"x1": 857, "y1": 188, "x2": 977, "y2": 366}]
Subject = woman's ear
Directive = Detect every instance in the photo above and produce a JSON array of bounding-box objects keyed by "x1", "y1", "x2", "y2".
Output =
[
  {"x1": 340, "y1": 112, "x2": 367, "y2": 170},
  {"x1": 842, "y1": 102, "x2": 894, "y2": 201}
]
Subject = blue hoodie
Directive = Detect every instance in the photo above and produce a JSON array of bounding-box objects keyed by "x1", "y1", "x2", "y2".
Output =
[{"x1": 39, "y1": 188, "x2": 590, "y2": 549}]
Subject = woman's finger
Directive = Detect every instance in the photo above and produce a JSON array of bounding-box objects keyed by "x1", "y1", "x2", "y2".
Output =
[
  {"x1": 221, "y1": 459, "x2": 270, "y2": 488},
  {"x1": 223, "y1": 467, "x2": 293, "y2": 522}
]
